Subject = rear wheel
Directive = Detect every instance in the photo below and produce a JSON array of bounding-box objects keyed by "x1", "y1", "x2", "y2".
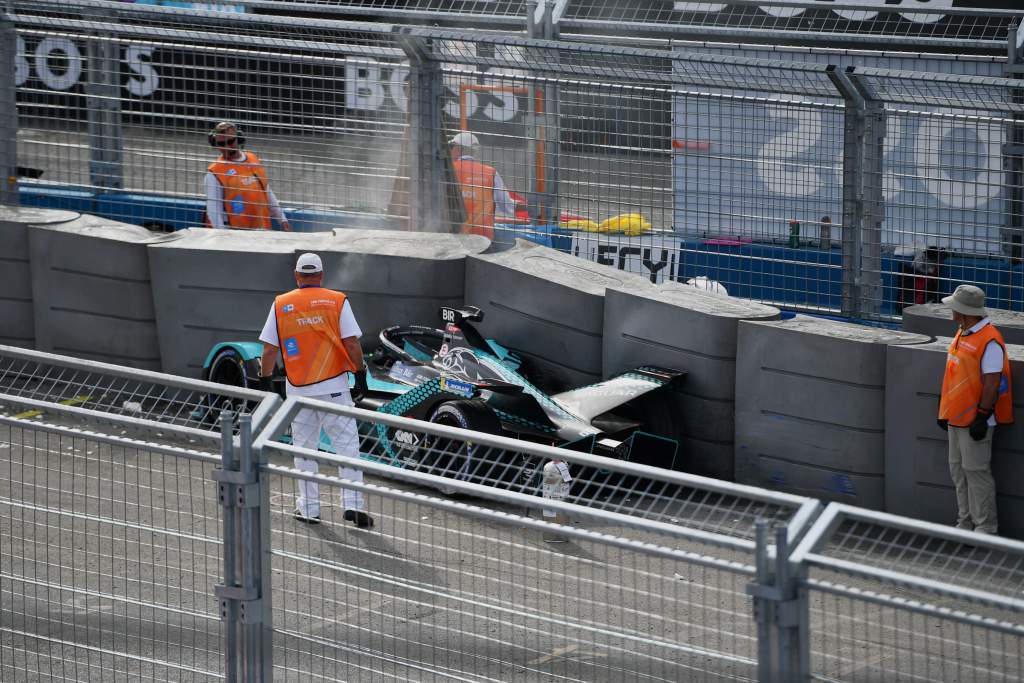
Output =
[{"x1": 414, "y1": 399, "x2": 504, "y2": 493}]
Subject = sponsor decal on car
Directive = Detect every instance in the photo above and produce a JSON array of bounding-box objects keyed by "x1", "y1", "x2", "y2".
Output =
[{"x1": 439, "y1": 377, "x2": 475, "y2": 398}]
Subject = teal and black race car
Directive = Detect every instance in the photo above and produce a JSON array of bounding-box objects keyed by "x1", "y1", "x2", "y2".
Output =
[{"x1": 202, "y1": 306, "x2": 686, "y2": 488}]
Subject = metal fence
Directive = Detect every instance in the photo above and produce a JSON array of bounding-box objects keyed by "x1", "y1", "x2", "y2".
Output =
[
  {"x1": 3, "y1": 346, "x2": 1024, "y2": 681},
  {"x1": 5, "y1": 1, "x2": 1024, "y2": 319}
]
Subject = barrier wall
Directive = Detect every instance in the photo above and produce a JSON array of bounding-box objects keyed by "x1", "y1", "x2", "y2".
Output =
[
  {"x1": 29, "y1": 214, "x2": 176, "y2": 370},
  {"x1": 0, "y1": 207, "x2": 80, "y2": 348},
  {"x1": 885, "y1": 339, "x2": 1024, "y2": 539},
  {"x1": 734, "y1": 317, "x2": 931, "y2": 510},
  {"x1": 148, "y1": 228, "x2": 489, "y2": 377},
  {"x1": 603, "y1": 283, "x2": 780, "y2": 480},
  {"x1": 464, "y1": 239, "x2": 657, "y2": 391},
  {"x1": 902, "y1": 303, "x2": 1024, "y2": 346}
]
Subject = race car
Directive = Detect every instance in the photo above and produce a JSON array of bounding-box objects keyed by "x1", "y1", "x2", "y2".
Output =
[{"x1": 202, "y1": 305, "x2": 686, "y2": 491}]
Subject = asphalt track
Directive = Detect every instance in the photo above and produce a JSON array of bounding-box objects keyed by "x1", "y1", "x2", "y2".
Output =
[
  {"x1": 16, "y1": 124, "x2": 675, "y2": 232},
  {"x1": 2, "y1": 406, "x2": 1020, "y2": 682}
]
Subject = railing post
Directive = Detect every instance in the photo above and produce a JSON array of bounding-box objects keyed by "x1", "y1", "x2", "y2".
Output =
[
  {"x1": 214, "y1": 411, "x2": 270, "y2": 680},
  {"x1": 1006, "y1": 22, "x2": 1023, "y2": 263},
  {"x1": 216, "y1": 409, "x2": 239, "y2": 681},
  {"x1": 397, "y1": 30, "x2": 449, "y2": 233},
  {"x1": 85, "y1": 10, "x2": 124, "y2": 190},
  {"x1": 830, "y1": 67, "x2": 885, "y2": 320},
  {"x1": 748, "y1": 520, "x2": 809, "y2": 682},
  {"x1": 0, "y1": 15, "x2": 19, "y2": 206}
]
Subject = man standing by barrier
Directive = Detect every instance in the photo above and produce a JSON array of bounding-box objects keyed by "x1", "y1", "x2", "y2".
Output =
[
  {"x1": 450, "y1": 131, "x2": 515, "y2": 240},
  {"x1": 257, "y1": 252, "x2": 373, "y2": 528},
  {"x1": 205, "y1": 121, "x2": 292, "y2": 231},
  {"x1": 937, "y1": 284, "x2": 1013, "y2": 535}
]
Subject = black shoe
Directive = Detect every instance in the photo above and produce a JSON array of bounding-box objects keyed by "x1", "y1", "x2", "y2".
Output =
[
  {"x1": 294, "y1": 511, "x2": 321, "y2": 525},
  {"x1": 344, "y1": 509, "x2": 374, "y2": 529}
]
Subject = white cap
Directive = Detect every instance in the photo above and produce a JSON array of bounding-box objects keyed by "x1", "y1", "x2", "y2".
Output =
[
  {"x1": 449, "y1": 131, "x2": 480, "y2": 149},
  {"x1": 295, "y1": 252, "x2": 323, "y2": 274}
]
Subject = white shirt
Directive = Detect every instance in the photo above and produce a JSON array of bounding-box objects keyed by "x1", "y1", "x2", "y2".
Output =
[
  {"x1": 455, "y1": 154, "x2": 516, "y2": 218},
  {"x1": 205, "y1": 152, "x2": 286, "y2": 229},
  {"x1": 259, "y1": 292, "x2": 362, "y2": 397},
  {"x1": 963, "y1": 318, "x2": 1003, "y2": 426}
]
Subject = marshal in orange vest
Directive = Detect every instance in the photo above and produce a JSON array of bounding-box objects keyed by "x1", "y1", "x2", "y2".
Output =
[
  {"x1": 453, "y1": 158, "x2": 496, "y2": 240},
  {"x1": 207, "y1": 151, "x2": 272, "y2": 230},
  {"x1": 274, "y1": 288, "x2": 359, "y2": 387},
  {"x1": 938, "y1": 323, "x2": 1014, "y2": 427}
]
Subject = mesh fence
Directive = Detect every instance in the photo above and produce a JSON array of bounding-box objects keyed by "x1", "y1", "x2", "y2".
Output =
[
  {"x1": 0, "y1": 344, "x2": 276, "y2": 437},
  {"x1": 259, "y1": 398, "x2": 814, "y2": 545},
  {"x1": 9, "y1": 1, "x2": 1024, "y2": 319},
  {"x1": 263, "y1": 467, "x2": 760, "y2": 682},
  {"x1": 795, "y1": 506, "x2": 1024, "y2": 682},
  {"x1": 0, "y1": 416, "x2": 225, "y2": 682}
]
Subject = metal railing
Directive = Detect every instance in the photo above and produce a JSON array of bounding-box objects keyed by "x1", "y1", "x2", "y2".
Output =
[{"x1": 3, "y1": 346, "x2": 1024, "y2": 680}]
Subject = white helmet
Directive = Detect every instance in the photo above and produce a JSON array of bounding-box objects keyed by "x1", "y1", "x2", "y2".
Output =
[{"x1": 449, "y1": 131, "x2": 480, "y2": 149}]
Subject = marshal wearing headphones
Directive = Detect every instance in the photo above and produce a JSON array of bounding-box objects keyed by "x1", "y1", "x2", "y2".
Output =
[{"x1": 204, "y1": 121, "x2": 291, "y2": 231}]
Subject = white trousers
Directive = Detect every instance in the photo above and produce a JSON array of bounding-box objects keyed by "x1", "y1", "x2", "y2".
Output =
[{"x1": 291, "y1": 392, "x2": 365, "y2": 517}]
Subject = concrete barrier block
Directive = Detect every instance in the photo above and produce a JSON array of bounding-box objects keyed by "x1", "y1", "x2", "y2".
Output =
[
  {"x1": 29, "y1": 215, "x2": 174, "y2": 370},
  {"x1": 903, "y1": 303, "x2": 1024, "y2": 346},
  {"x1": 735, "y1": 317, "x2": 930, "y2": 509},
  {"x1": 0, "y1": 207, "x2": 80, "y2": 348},
  {"x1": 886, "y1": 339, "x2": 1024, "y2": 540},
  {"x1": 465, "y1": 239, "x2": 656, "y2": 391},
  {"x1": 603, "y1": 283, "x2": 780, "y2": 480},
  {"x1": 148, "y1": 228, "x2": 488, "y2": 377}
]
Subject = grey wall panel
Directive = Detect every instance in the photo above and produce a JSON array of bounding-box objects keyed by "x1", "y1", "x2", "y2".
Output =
[
  {"x1": 0, "y1": 207, "x2": 80, "y2": 347},
  {"x1": 735, "y1": 317, "x2": 930, "y2": 509},
  {"x1": 603, "y1": 283, "x2": 780, "y2": 480},
  {"x1": 902, "y1": 304, "x2": 1024, "y2": 347},
  {"x1": 149, "y1": 228, "x2": 489, "y2": 378},
  {"x1": 29, "y1": 215, "x2": 175, "y2": 370},
  {"x1": 465, "y1": 240, "x2": 657, "y2": 391},
  {"x1": 885, "y1": 339, "x2": 1024, "y2": 540}
]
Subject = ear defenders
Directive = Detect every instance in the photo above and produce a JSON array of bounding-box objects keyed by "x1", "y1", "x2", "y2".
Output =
[{"x1": 207, "y1": 122, "x2": 247, "y2": 148}]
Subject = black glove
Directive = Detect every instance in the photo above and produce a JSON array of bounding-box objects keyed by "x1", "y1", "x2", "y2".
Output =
[
  {"x1": 969, "y1": 407, "x2": 991, "y2": 442},
  {"x1": 936, "y1": 419, "x2": 948, "y2": 432},
  {"x1": 350, "y1": 368, "x2": 368, "y2": 404},
  {"x1": 255, "y1": 375, "x2": 274, "y2": 393}
]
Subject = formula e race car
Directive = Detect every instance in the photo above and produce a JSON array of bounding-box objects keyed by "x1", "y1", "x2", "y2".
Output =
[{"x1": 202, "y1": 306, "x2": 686, "y2": 486}]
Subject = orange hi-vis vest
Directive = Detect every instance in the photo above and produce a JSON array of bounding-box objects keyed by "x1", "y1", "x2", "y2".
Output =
[
  {"x1": 938, "y1": 323, "x2": 1014, "y2": 427},
  {"x1": 454, "y1": 158, "x2": 496, "y2": 240},
  {"x1": 274, "y1": 288, "x2": 358, "y2": 387},
  {"x1": 207, "y1": 151, "x2": 272, "y2": 230}
]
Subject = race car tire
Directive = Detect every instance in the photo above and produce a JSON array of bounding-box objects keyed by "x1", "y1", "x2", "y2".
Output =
[
  {"x1": 416, "y1": 399, "x2": 503, "y2": 494},
  {"x1": 204, "y1": 346, "x2": 257, "y2": 419}
]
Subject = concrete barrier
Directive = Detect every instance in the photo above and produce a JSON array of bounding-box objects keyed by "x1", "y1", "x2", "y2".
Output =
[
  {"x1": 735, "y1": 317, "x2": 930, "y2": 508},
  {"x1": 603, "y1": 283, "x2": 780, "y2": 480},
  {"x1": 902, "y1": 303, "x2": 1024, "y2": 346},
  {"x1": 29, "y1": 214, "x2": 176, "y2": 370},
  {"x1": 148, "y1": 228, "x2": 488, "y2": 377},
  {"x1": 0, "y1": 207, "x2": 80, "y2": 348},
  {"x1": 885, "y1": 339, "x2": 1024, "y2": 540},
  {"x1": 465, "y1": 239, "x2": 656, "y2": 391}
]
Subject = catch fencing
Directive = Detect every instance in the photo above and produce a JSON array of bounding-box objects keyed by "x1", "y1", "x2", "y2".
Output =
[
  {"x1": 3, "y1": 345, "x2": 1024, "y2": 681},
  {"x1": 5, "y1": 0, "x2": 1024, "y2": 319}
]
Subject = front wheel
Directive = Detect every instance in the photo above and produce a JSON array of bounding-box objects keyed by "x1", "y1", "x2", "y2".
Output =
[{"x1": 414, "y1": 399, "x2": 504, "y2": 493}]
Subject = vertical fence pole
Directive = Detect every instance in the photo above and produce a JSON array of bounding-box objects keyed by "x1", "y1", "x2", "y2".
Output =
[
  {"x1": 0, "y1": 15, "x2": 19, "y2": 206},
  {"x1": 829, "y1": 67, "x2": 866, "y2": 318},
  {"x1": 85, "y1": 11, "x2": 124, "y2": 190},
  {"x1": 748, "y1": 520, "x2": 809, "y2": 682},
  {"x1": 859, "y1": 96, "x2": 885, "y2": 320},
  {"x1": 1006, "y1": 23, "x2": 1023, "y2": 264},
  {"x1": 218, "y1": 409, "x2": 239, "y2": 682},
  {"x1": 398, "y1": 30, "x2": 447, "y2": 232},
  {"x1": 215, "y1": 411, "x2": 270, "y2": 681}
]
